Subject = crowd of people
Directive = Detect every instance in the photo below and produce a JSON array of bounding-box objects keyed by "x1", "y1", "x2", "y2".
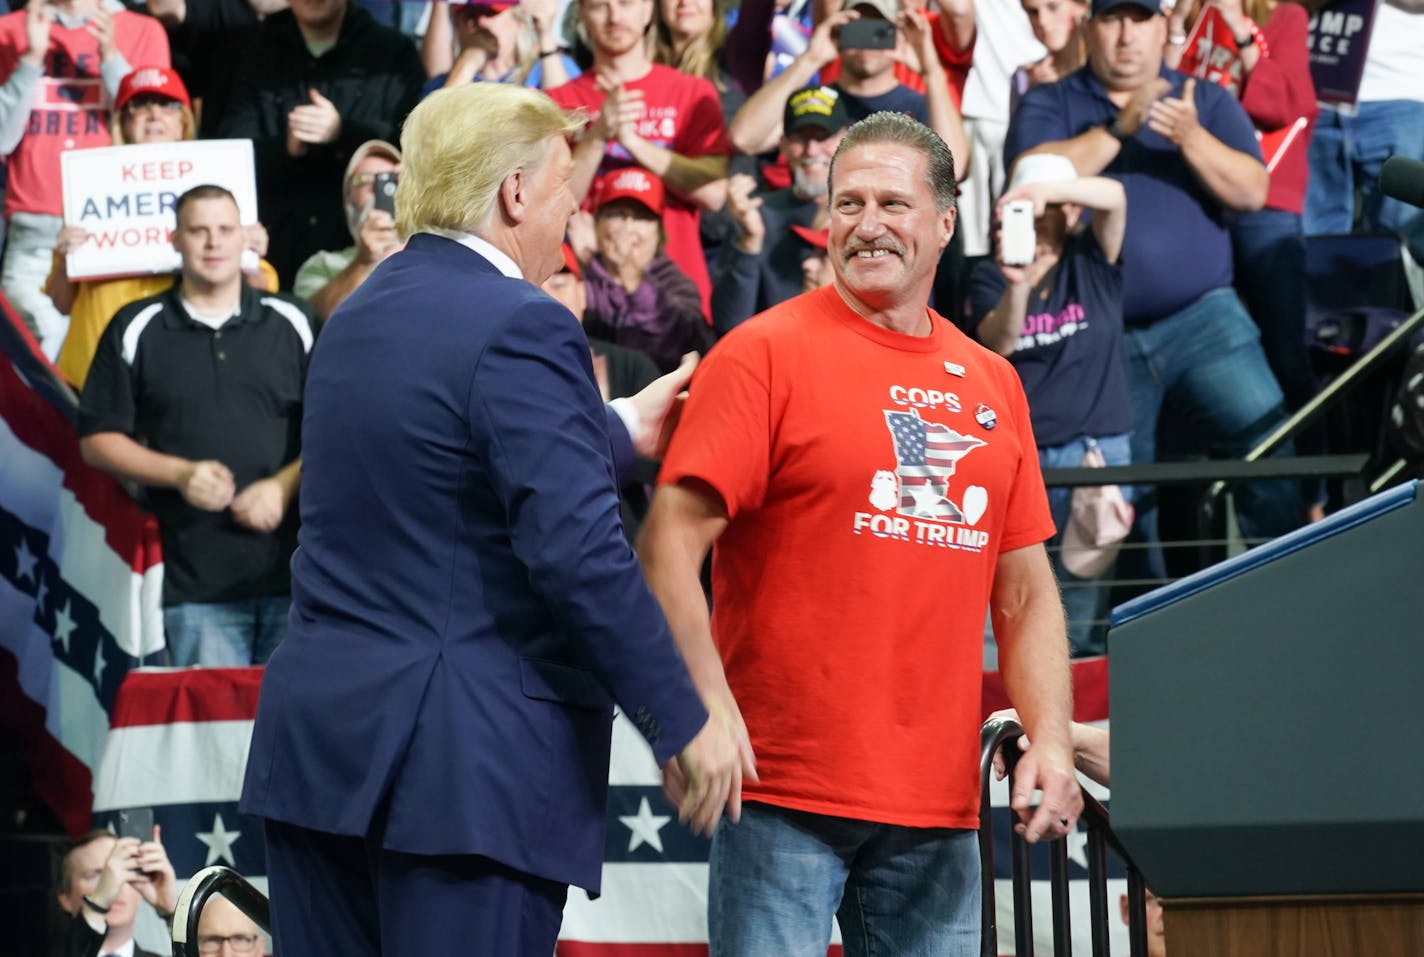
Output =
[
  {"x1": 12, "y1": 0, "x2": 1418, "y2": 954},
  {"x1": 2, "y1": 0, "x2": 1412, "y2": 666},
  {"x1": 5, "y1": 0, "x2": 1418, "y2": 665}
]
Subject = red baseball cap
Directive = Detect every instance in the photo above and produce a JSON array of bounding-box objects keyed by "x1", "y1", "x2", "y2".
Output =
[
  {"x1": 791, "y1": 224, "x2": 829, "y2": 249},
  {"x1": 116, "y1": 67, "x2": 191, "y2": 111},
  {"x1": 560, "y1": 243, "x2": 582, "y2": 278},
  {"x1": 595, "y1": 167, "x2": 665, "y2": 215}
]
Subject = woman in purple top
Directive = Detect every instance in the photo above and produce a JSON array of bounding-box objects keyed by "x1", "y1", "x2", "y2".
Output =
[{"x1": 579, "y1": 166, "x2": 713, "y2": 373}]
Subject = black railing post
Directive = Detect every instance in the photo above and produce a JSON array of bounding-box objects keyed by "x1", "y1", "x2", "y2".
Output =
[
  {"x1": 1086, "y1": 827, "x2": 1110, "y2": 957},
  {"x1": 171, "y1": 866, "x2": 271, "y2": 957},
  {"x1": 981, "y1": 717, "x2": 1151, "y2": 957}
]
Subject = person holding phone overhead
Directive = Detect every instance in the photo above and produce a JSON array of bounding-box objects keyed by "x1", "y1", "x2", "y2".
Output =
[
  {"x1": 728, "y1": 0, "x2": 969, "y2": 176},
  {"x1": 965, "y1": 152, "x2": 1131, "y2": 656},
  {"x1": 51, "y1": 826, "x2": 178, "y2": 957},
  {"x1": 293, "y1": 140, "x2": 405, "y2": 321}
]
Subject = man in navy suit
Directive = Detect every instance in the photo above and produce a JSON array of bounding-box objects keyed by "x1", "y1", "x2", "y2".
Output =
[{"x1": 239, "y1": 82, "x2": 752, "y2": 957}]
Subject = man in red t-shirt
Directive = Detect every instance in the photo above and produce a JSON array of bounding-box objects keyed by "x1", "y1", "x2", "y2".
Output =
[
  {"x1": 0, "y1": 0, "x2": 169, "y2": 358},
  {"x1": 640, "y1": 112, "x2": 1081, "y2": 955},
  {"x1": 545, "y1": 0, "x2": 729, "y2": 316}
]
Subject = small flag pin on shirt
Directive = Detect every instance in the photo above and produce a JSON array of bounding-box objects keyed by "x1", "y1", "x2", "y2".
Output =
[{"x1": 944, "y1": 361, "x2": 965, "y2": 377}]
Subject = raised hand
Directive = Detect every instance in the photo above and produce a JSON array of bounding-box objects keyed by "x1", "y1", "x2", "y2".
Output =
[{"x1": 1147, "y1": 77, "x2": 1201, "y2": 145}]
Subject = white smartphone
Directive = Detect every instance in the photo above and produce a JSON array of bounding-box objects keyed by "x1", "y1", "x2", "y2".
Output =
[{"x1": 1000, "y1": 199, "x2": 1036, "y2": 267}]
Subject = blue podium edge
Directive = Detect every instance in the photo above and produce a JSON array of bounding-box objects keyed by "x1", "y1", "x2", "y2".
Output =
[{"x1": 1110, "y1": 480, "x2": 1420, "y2": 629}]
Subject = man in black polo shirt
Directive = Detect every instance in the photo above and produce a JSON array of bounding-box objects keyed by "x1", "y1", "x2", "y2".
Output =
[{"x1": 79, "y1": 184, "x2": 318, "y2": 667}]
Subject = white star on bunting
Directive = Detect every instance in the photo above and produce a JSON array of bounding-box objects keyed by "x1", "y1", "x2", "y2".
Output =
[
  {"x1": 14, "y1": 537, "x2": 37, "y2": 584},
  {"x1": 197, "y1": 813, "x2": 242, "y2": 866},
  {"x1": 619, "y1": 796, "x2": 671, "y2": 854},
  {"x1": 53, "y1": 600, "x2": 77, "y2": 654}
]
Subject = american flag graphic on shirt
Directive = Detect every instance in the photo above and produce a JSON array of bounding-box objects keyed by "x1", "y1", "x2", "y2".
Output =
[{"x1": 884, "y1": 409, "x2": 986, "y2": 521}]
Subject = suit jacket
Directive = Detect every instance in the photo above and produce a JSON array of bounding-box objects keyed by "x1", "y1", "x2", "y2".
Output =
[{"x1": 239, "y1": 234, "x2": 708, "y2": 893}]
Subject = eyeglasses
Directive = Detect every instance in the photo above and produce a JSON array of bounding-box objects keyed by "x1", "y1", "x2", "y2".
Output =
[
  {"x1": 196, "y1": 933, "x2": 260, "y2": 954},
  {"x1": 123, "y1": 96, "x2": 183, "y2": 114}
]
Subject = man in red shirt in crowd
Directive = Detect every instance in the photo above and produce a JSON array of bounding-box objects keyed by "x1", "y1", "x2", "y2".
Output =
[{"x1": 546, "y1": 0, "x2": 730, "y2": 315}]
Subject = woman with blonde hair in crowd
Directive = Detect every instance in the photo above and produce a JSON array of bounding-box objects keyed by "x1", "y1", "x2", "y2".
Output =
[
  {"x1": 47, "y1": 67, "x2": 277, "y2": 389},
  {"x1": 420, "y1": 0, "x2": 577, "y2": 93},
  {"x1": 652, "y1": 0, "x2": 776, "y2": 108},
  {"x1": 1163, "y1": 0, "x2": 1319, "y2": 464}
]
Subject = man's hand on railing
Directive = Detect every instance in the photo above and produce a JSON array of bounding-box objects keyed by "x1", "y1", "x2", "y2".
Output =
[{"x1": 1010, "y1": 740, "x2": 1083, "y2": 843}]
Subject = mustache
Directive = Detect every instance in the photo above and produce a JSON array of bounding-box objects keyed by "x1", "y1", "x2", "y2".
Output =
[{"x1": 841, "y1": 238, "x2": 904, "y2": 260}]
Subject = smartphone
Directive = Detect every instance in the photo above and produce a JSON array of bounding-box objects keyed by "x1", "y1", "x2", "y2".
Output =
[
  {"x1": 1000, "y1": 199, "x2": 1037, "y2": 267},
  {"x1": 372, "y1": 171, "x2": 399, "y2": 216},
  {"x1": 838, "y1": 17, "x2": 897, "y2": 50},
  {"x1": 115, "y1": 806, "x2": 154, "y2": 842}
]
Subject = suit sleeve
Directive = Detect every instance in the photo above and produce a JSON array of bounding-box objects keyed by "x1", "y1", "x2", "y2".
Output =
[{"x1": 469, "y1": 298, "x2": 708, "y2": 764}]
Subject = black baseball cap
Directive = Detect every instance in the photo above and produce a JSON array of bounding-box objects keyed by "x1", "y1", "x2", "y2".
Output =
[
  {"x1": 1091, "y1": 0, "x2": 1162, "y2": 15},
  {"x1": 784, "y1": 85, "x2": 849, "y2": 136}
]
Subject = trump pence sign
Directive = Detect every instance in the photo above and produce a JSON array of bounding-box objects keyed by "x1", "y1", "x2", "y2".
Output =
[{"x1": 60, "y1": 139, "x2": 258, "y2": 281}]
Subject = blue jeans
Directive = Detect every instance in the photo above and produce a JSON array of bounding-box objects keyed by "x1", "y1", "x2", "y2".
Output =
[
  {"x1": 708, "y1": 802, "x2": 979, "y2": 957},
  {"x1": 1305, "y1": 99, "x2": 1424, "y2": 263},
  {"x1": 1123, "y1": 289, "x2": 1299, "y2": 578},
  {"x1": 164, "y1": 596, "x2": 290, "y2": 666},
  {"x1": 1, "y1": 212, "x2": 66, "y2": 360},
  {"x1": 1232, "y1": 208, "x2": 1314, "y2": 413},
  {"x1": 1040, "y1": 433, "x2": 1131, "y2": 657}
]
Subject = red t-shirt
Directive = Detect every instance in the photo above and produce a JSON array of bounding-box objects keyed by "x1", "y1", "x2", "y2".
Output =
[
  {"x1": 547, "y1": 64, "x2": 730, "y2": 317},
  {"x1": 0, "y1": 10, "x2": 170, "y2": 217},
  {"x1": 659, "y1": 285, "x2": 1055, "y2": 828}
]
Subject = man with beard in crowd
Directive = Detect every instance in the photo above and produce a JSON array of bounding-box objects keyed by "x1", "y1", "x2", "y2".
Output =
[{"x1": 711, "y1": 84, "x2": 847, "y2": 333}]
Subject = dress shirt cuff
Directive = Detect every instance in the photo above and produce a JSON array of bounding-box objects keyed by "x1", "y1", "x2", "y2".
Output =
[{"x1": 607, "y1": 397, "x2": 643, "y2": 452}]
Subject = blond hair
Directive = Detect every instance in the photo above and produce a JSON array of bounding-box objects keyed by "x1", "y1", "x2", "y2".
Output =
[
  {"x1": 395, "y1": 84, "x2": 584, "y2": 237},
  {"x1": 651, "y1": 0, "x2": 730, "y2": 91},
  {"x1": 109, "y1": 104, "x2": 197, "y2": 144}
]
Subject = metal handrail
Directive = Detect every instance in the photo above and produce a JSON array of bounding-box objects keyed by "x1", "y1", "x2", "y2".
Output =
[
  {"x1": 171, "y1": 866, "x2": 271, "y2": 957},
  {"x1": 980, "y1": 717, "x2": 1149, "y2": 957},
  {"x1": 1199, "y1": 303, "x2": 1424, "y2": 530}
]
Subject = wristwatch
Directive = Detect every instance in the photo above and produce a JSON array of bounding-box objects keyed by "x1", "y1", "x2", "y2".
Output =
[
  {"x1": 1104, "y1": 117, "x2": 1131, "y2": 142},
  {"x1": 1236, "y1": 29, "x2": 1256, "y2": 47}
]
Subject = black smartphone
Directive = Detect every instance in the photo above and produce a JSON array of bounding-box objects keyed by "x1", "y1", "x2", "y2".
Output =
[
  {"x1": 838, "y1": 17, "x2": 897, "y2": 50},
  {"x1": 115, "y1": 806, "x2": 154, "y2": 842},
  {"x1": 372, "y1": 171, "x2": 399, "y2": 216}
]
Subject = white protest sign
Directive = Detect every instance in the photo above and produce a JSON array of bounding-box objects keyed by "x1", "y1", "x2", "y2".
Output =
[{"x1": 60, "y1": 139, "x2": 259, "y2": 281}]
